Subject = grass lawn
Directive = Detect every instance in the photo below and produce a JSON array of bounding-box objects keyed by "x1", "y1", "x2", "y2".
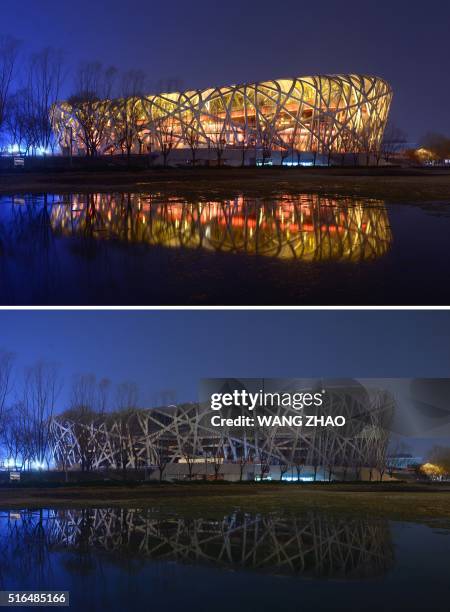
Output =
[
  {"x1": 1, "y1": 482, "x2": 449, "y2": 525},
  {"x1": 1, "y1": 167, "x2": 450, "y2": 202}
]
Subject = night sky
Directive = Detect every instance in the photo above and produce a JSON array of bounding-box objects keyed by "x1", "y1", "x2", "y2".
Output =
[
  {"x1": 2, "y1": 0, "x2": 449, "y2": 141},
  {"x1": 1, "y1": 309, "x2": 450, "y2": 407}
]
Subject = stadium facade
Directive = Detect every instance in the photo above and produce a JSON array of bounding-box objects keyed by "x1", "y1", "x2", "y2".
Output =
[
  {"x1": 52, "y1": 74, "x2": 392, "y2": 165},
  {"x1": 50, "y1": 381, "x2": 395, "y2": 481}
]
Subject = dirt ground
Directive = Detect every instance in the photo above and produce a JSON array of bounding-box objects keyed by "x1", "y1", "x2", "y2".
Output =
[
  {"x1": 1, "y1": 166, "x2": 450, "y2": 201},
  {"x1": 1, "y1": 482, "x2": 449, "y2": 523}
]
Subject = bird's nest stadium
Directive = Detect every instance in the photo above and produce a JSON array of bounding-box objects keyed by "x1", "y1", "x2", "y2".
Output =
[
  {"x1": 50, "y1": 380, "x2": 395, "y2": 481},
  {"x1": 52, "y1": 74, "x2": 392, "y2": 165}
]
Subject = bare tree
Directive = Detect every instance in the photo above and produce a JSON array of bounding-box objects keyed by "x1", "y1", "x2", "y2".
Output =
[
  {"x1": 68, "y1": 62, "x2": 117, "y2": 156},
  {"x1": 116, "y1": 381, "x2": 139, "y2": 412},
  {"x1": 420, "y1": 132, "x2": 450, "y2": 163},
  {"x1": 181, "y1": 439, "x2": 197, "y2": 480},
  {"x1": 5, "y1": 90, "x2": 31, "y2": 153},
  {"x1": 208, "y1": 119, "x2": 228, "y2": 166},
  {"x1": 26, "y1": 47, "x2": 64, "y2": 153},
  {"x1": 257, "y1": 450, "x2": 270, "y2": 481},
  {"x1": 210, "y1": 433, "x2": 225, "y2": 480},
  {"x1": 0, "y1": 350, "x2": 14, "y2": 429},
  {"x1": 358, "y1": 120, "x2": 378, "y2": 166},
  {"x1": 290, "y1": 430, "x2": 305, "y2": 482},
  {"x1": 236, "y1": 434, "x2": 253, "y2": 481},
  {"x1": 71, "y1": 373, "x2": 97, "y2": 412},
  {"x1": 291, "y1": 438, "x2": 305, "y2": 482},
  {"x1": 115, "y1": 381, "x2": 139, "y2": 476},
  {"x1": 2, "y1": 405, "x2": 25, "y2": 469},
  {"x1": 183, "y1": 122, "x2": 201, "y2": 166},
  {"x1": 279, "y1": 461, "x2": 289, "y2": 481},
  {"x1": 428, "y1": 445, "x2": 450, "y2": 477},
  {"x1": 68, "y1": 373, "x2": 101, "y2": 471},
  {"x1": 324, "y1": 134, "x2": 339, "y2": 167},
  {"x1": 112, "y1": 70, "x2": 146, "y2": 160},
  {"x1": 21, "y1": 361, "x2": 61, "y2": 468},
  {"x1": 238, "y1": 125, "x2": 254, "y2": 167},
  {"x1": 293, "y1": 458, "x2": 304, "y2": 482},
  {"x1": 0, "y1": 36, "x2": 20, "y2": 142},
  {"x1": 322, "y1": 427, "x2": 338, "y2": 481},
  {"x1": 152, "y1": 115, "x2": 178, "y2": 167},
  {"x1": 380, "y1": 123, "x2": 407, "y2": 164},
  {"x1": 288, "y1": 116, "x2": 306, "y2": 166},
  {"x1": 256, "y1": 122, "x2": 275, "y2": 166},
  {"x1": 97, "y1": 378, "x2": 111, "y2": 415},
  {"x1": 153, "y1": 437, "x2": 170, "y2": 482}
]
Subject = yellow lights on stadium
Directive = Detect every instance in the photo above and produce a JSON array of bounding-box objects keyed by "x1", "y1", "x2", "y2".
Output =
[{"x1": 52, "y1": 74, "x2": 392, "y2": 160}]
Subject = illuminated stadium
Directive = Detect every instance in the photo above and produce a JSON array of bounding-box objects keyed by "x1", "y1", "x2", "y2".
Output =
[
  {"x1": 50, "y1": 380, "x2": 395, "y2": 481},
  {"x1": 52, "y1": 74, "x2": 392, "y2": 165}
]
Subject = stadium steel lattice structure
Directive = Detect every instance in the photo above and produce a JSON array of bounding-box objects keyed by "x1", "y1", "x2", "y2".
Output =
[
  {"x1": 52, "y1": 74, "x2": 392, "y2": 162},
  {"x1": 50, "y1": 381, "x2": 395, "y2": 479}
]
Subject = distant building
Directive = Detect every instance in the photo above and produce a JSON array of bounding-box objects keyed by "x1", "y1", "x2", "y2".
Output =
[{"x1": 387, "y1": 454, "x2": 423, "y2": 470}]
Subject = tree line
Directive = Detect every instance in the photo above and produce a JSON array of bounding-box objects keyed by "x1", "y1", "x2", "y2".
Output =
[
  {"x1": 0, "y1": 349, "x2": 144, "y2": 471},
  {"x1": 0, "y1": 35, "x2": 159, "y2": 157},
  {"x1": 0, "y1": 37, "x2": 63, "y2": 154}
]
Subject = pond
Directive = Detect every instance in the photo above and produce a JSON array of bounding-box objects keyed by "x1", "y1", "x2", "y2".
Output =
[
  {"x1": 0, "y1": 507, "x2": 448, "y2": 612},
  {"x1": 0, "y1": 192, "x2": 449, "y2": 305}
]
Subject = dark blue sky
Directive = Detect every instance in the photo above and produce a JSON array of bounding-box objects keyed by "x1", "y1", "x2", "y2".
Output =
[
  {"x1": 2, "y1": 310, "x2": 450, "y2": 409},
  {"x1": 2, "y1": 0, "x2": 449, "y2": 140}
]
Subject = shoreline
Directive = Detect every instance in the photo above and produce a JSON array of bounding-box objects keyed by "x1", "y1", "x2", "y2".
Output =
[
  {"x1": 1, "y1": 167, "x2": 450, "y2": 202},
  {"x1": 1, "y1": 483, "x2": 449, "y2": 523}
]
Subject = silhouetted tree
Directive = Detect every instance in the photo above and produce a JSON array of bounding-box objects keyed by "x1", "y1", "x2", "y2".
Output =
[
  {"x1": 380, "y1": 123, "x2": 407, "y2": 163},
  {"x1": 26, "y1": 47, "x2": 65, "y2": 153},
  {"x1": 183, "y1": 122, "x2": 201, "y2": 166},
  {"x1": 112, "y1": 70, "x2": 146, "y2": 159},
  {"x1": 67, "y1": 62, "x2": 117, "y2": 156},
  {"x1": 0, "y1": 36, "x2": 20, "y2": 143},
  {"x1": 421, "y1": 132, "x2": 450, "y2": 162},
  {"x1": 0, "y1": 350, "x2": 14, "y2": 430},
  {"x1": 151, "y1": 115, "x2": 178, "y2": 166},
  {"x1": 21, "y1": 361, "x2": 61, "y2": 468}
]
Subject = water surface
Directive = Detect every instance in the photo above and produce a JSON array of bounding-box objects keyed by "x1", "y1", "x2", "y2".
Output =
[
  {"x1": 0, "y1": 192, "x2": 449, "y2": 304},
  {"x1": 0, "y1": 507, "x2": 449, "y2": 612}
]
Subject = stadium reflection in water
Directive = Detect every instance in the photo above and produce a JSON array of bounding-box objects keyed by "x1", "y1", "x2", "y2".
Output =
[
  {"x1": 0, "y1": 191, "x2": 412, "y2": 304},
  {"x1": 1, "y1": 508, "x2": 450, "y2": 611},
  {"x1": 49, "y1": 193, "x2": 391, "y2": 262},
  {"x1": 0, "y1": 508, "x2": 392, "y2": 580}
]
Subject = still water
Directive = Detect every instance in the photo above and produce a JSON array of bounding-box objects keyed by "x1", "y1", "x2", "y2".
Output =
[
  {"x1": 0, "y1": 508, "x2": 448, "y2": 612},
  {"x1": 0, "y1": 192, "x2": 449, "y2": 304}
]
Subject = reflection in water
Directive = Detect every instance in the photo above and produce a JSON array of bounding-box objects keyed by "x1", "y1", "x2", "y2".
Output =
[
  {"x1": 0, "y1": 508, "x2": 393, "y2": 581},
  {"x1": 0, "y1": 192, "x2": 402, "y2": 304},
  {"x1": 48, "y1": 193, "x2": 391, "y2": 261}
]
